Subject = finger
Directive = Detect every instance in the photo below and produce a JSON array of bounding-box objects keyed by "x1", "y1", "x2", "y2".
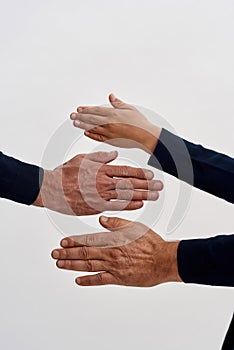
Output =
[
  {"x1": 73, "y1": 120, "x2": 104, "y2": 133},
  {"x1": 61, "y1": 232, "x2": 123, "y2": 248},
  {"x1": 109, "y1": 93, "x2": 133, "y2": 110},
  {"x1": 84, "y1": 150, "x2": 118, "y2": 164},
  {"x1": 114, "y1": 178, "x2": 163, "y2": 191},
  {"x1": 105, "y1": 165, "x2": 154, "y2": 180},
  {"x1": 105, "y1": 200, "x2": 143, "y2": 211},
  {"x1": 76, "y1": 272, "x2": 117, "y2": 286},
  {"x1": 51, "y1": 246, "x2": 109, "y2": 260},
  {"x1": 84, "y1": 131, "x2": 109, "y2": 143},
  {"x1": 72, "y1": 112, "x2": 106, "y2": 125},
  {"x1": 107, "y1": 189, "x2": 159, "y2": 201},
  {"x1": 60, "y1": 236, "x2": 84, "y2": 248},
  {"x1": 99, "y1": 216, "x2": 132, "y2": 231},
  {"x1": 76, "y1": 106, "x2": 113, "y2": 116},
  {"x1": 56, "y1": 259, "x2": 108, "y2": 272}
]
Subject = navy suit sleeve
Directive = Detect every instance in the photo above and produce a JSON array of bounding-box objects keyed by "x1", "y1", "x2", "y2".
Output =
[
  {"x1": 148, "y1": 128, "x2": 234, "y2": 287},
  {"x1": 148, "y1": 128, "x2": 234, "y2": 203},
  {"x1": 178, "y1": 235, "x2": 234, "y2": 287},
  {"x1": 0, "y1": 151, "x2": 44, "y2": 205}
]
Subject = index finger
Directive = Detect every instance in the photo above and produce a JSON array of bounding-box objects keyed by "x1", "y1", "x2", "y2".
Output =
[
  {"x1": 105, "y1": 165, "x2": 154, "y2": 180},
  {"x1": 60, "y1": 232, "x2": 125, "y2": 248},
  {"x1": 51, "y1": 245, "x2": 109, "y2": 260},
  {"x1": 77, "y1": 106, "x2": 113, "y2": 116}
]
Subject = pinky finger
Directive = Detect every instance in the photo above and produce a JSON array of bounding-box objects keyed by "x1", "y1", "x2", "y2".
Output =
[
  {"x1": 106, "y1": 200, "x2": 143, "y2": 211},
  {"x1": 84, "y1": 131, "x2": 108, "y2": 142},
  {"x1": 76, "y1": 272, "x2": 116, "y2": 286}
]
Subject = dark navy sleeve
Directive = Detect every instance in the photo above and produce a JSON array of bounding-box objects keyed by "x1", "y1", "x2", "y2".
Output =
[
  {"x1": 0, "y1": 151, "x2": 44, "y2": 205},
  {"x1": 177, "y1": 235, "x2": 234, "y2": 286},
  {"x1": 148, "y1": 128, "x2": 234, "y2": 287},
  {"x1": 148, "y1": 128, "x2": 234, "y2": 203}
]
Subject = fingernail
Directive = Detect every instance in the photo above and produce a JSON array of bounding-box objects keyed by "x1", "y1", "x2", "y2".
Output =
[
  {"x1": 74, "y1": 120, "x2": 80, "y2": 126},
  {"x1": 62, "y1": 240, "x2": 68, "y2": 247},
  {"x1": 135, "y1": 201, "x2": 143, "y2": 208},
  {"x1": 158, "y1": 181, "x2": 164, "y2": 190},
  {"x1": 76, "y1": 277, "x2": 81, "y2": 284},
  {"x1": 78, "y1": 107, "x2": 83, "y2": 113},
  {"x1": 110, "y1": 151, "x2": 118, "y2": 157},
  {"x1": 101, "y1": 216, "x2": 108, "y2": 222},
  {"x1": 145, "y1": 170, "x2": 153, "y2": 179},
  {"x1": 149, "y1": 192, "x2": 159, "y2": 200},
  {"x1": 57, "y1": 260, "x2": 64, "y2": 268},
  {"x1": 84, "y1": 131, "x2": 90, "y2": 135},
  {"x1": 70, "y1": 113, "x2": 77, "y2": 120},
  {"x1": 52, "y1": 251, "x2": 59, "y2": 259}
]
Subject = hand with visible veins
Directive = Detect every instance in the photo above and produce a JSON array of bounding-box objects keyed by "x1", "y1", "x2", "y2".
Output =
[
  {"x1": 33, "y1": 151, "x2": 163, "y2": 216},
  {"x1": 70, "y1": 93, "x2": 162, "y2": 154},
  {"x1": 51, "y1": 216, "x2": 181, "y2": 287}
]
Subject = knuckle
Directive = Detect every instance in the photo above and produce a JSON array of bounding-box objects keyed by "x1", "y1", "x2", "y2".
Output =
[
  {"x1": 81, "y1": 235, "x2": 90, "y2": 246},
  {"x1": 96, "y1": 134, "x2": 102, "y2": 141},
  {"x1": 97, "y1": 273, "x2": 103, "y2": 283},
  {"x1": 110, "y1": 248, "x2": 120, "y2": 258},
  {"x1": 62, "y1": 250, "x2": 68, "y2": 259},
  {"x1": 86, "y1": 260, "x2": 93, "y2": 272},
  {"x1": 112, "y1": 218, "x2": 120, "y2": 228},
  {"x1": 65, "y1": 260, "x2": 72, "y2": 269},
  {"x1": 122, "y1": 166, "x2": 129, "y2": 176},
  {"x1": 81, "y1": 246, "x2": 89, "y2": 259}
]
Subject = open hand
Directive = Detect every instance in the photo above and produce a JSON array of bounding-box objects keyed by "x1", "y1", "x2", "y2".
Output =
[
  {"x1": 51, "y1": 216, "x2": 181, "y2": 286},
  {"x1": 34, "y1": 151, "x2": 163, "y2": 215},
  {"x1": 70, "y1": 94, "x2": 162, "y2": 154}
]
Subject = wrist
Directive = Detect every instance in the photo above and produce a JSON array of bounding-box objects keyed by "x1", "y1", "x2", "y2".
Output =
[
  {"x1": 32, "y1": 170, "x2": 51, "y2": 208},
  {"x1": 139, "y1": 124, "x2": 162, "y2": 155},
  {"x1": 163, "y1": 240, "x2": 182, "y2": 283}
]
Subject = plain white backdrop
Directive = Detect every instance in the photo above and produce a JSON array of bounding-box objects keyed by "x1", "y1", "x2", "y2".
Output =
[{"x1": 0, "y1": 0, "x2": 233, "y2": 349}]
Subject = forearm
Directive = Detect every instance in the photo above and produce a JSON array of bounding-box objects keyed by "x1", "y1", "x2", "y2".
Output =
[
  {"x1": 0, "y1": 151, "x2": 44, "y2": 205},
  {"x1": 148, "y1": 128, "x2": 234, "y2": 203},
  {"x1": 177, "y1": 234, "x2": 234, "y2": 287}
]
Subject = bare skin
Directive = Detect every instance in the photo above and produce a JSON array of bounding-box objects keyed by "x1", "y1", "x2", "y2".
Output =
[
  {"x1": 51, "y1": 216, "x2": 182, "y2": 287},
  {"x1": 70, "y1": 93, "x2": 162, "y2": 154},
  {"x1": 33, "y1": 151, "x2": 163, "y2": 216}
]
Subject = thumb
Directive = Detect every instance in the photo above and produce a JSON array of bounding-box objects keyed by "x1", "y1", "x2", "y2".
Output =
[
  {"x1": 85, "y1": 150, "x2": 118, "y2": 164},
  {"x1": 99, "y1": 216, "x2": 132, "y2": 231},
  {"x1": 109, "y1": 93, "x2": 132, "y2": 110}
]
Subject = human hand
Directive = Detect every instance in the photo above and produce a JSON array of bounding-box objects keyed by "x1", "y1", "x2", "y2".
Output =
[
  {"x1": 70, "y1": 94, "x2": 162, "y2": 154},
  {"x1": 33, "y1": 151, "x2": 163, "y2": 216},
  {"x1": 51, "y1": 216, "x2": 181, "y2": 286}
]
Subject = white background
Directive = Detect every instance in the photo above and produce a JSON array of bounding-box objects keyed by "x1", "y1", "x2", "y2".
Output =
[{"x1": 0, "y1": 0, "x2": 233, "y2": 349}]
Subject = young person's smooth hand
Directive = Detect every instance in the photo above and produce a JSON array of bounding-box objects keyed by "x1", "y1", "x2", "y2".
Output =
[{"x1": 70, "y1": 94, "x2": 162, "y2": 154}]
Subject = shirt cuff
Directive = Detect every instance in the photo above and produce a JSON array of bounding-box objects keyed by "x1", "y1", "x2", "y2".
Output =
[{"x1": 0, "y1": 152, "x2": 44, "y2": 205}]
